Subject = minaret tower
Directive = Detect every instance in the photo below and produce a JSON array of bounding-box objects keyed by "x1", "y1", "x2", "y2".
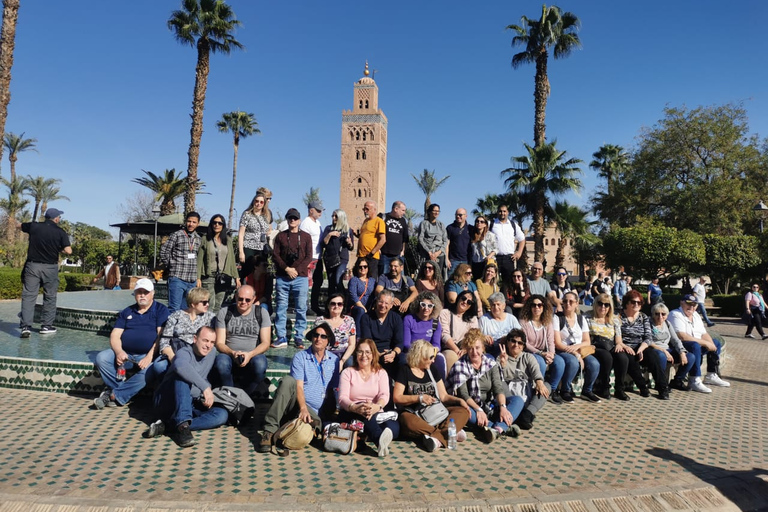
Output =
[{"x1": 340, "y1": 62, "x2": 388, "y2": 230}]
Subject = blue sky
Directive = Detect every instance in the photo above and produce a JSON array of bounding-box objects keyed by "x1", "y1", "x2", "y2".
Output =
[{"x1": 5, "y1": 0, "x2": 768, "y2": 237}]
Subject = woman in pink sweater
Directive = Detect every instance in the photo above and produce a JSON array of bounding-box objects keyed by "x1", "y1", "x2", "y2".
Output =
[{"x1": 338, "y1": 338, "x2": 400, "y2": 457}]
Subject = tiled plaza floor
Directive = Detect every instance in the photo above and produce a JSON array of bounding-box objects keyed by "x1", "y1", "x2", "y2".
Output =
[{"x1": 0, "y1": 318, "x2": 767, "y2": 511}]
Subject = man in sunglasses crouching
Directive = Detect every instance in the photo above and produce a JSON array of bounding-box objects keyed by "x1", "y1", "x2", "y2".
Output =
[
  {"x1": 214, "y1": 285, "x2": 271, "y2": 396},
  {"x1": 258, "y1": 323, "x2": 340, "y2": 452}
]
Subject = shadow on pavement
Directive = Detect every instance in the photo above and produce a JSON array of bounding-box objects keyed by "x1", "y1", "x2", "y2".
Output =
[{"x1": 647, "y1": 448, "x2": 768, "y2": 512}]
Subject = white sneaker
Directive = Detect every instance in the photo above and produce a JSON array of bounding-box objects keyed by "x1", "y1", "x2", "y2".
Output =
[
  {"x1": 704, "y1": 373, "x2": 730, "y2": 387},
  {"x1": 423, "y1": 435, "x2": 440, "y2": 452},
  {"x1": 688, "y1": 377, "x2": 712, "y2": 393},
  {"x1": 378, "y1": 428, "x2": 393, "y2": 458}
]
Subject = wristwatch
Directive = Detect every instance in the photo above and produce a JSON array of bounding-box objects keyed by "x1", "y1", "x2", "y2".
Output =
[{"x1": 500, "y1": 403, "x2": 507, "y2": 408}]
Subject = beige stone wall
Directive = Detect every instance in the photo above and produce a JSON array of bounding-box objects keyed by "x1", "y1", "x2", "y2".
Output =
[{"x1": 522, "y1": 224, "x2": 578, "y2": 276}]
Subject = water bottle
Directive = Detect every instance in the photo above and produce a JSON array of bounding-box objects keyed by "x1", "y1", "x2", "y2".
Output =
[
  {"x1": 116, "y1": 365, "x2": 126, "y2": 381},
  {"x1": 447, "y1": 418, "x2": 457, "y2": 450}
]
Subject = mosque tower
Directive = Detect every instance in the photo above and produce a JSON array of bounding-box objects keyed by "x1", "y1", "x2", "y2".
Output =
[{"x1": 340, "y1": 62, "x2": 388, "y2": 230}]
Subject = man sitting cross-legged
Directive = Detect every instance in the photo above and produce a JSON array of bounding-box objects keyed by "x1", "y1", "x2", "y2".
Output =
[
  {"x1": 93, "y1": 278, "x2": 169, "y2": 409},
  {"x1": 258, "y1": 323, "x2": 340, "y2": 453},
  {"x1": 144, "y1": 326, "x2": 228, "y2": 448},
  {"x1": 214, "y1": 285, "x2": 271, "y2": 395}
]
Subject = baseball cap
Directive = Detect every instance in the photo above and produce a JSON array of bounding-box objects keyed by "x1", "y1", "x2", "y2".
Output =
[
  {"x1": 133, "y1": 278, "x2": 155, "y2": 293},
  {"x1": 681, "y1": 294, "x2": 697, "y2": 304},
  {"x1": 285, "y1": 208, "x2": 301, "y2": 220},
  {"x1": 308, "y1": 201, "x2": 323, "y2": 212},
  {"x1": 44, "y1": 208, "x2": 64, "y2": 219}
]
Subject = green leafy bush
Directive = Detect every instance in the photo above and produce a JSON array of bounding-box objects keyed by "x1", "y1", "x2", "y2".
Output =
[
  {"x1": 62, "y1": 273, "x2": 97, "y2": 291},
  {"x1": 0, "y1": 267, "x2": 66, "y2": 299},
  {"x1": 711, "y1": 294, "x2": 744, "y2": 317}
]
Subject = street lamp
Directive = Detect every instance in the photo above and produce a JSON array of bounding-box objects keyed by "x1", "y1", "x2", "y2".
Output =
[
  {"x1": 753, "y1": 201, "x2": 768, "y2": 233},
  {"x1": 152, "y1": 205, "x2": 162, "y2": 269}
]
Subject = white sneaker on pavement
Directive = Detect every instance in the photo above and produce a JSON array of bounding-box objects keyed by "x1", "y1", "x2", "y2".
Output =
[
  {"x1": 704, "y1": 373, "x2": 730, "y2": 387},
  {"x1": 688, "y1": 377, "x2": 712, "y2": 393}
]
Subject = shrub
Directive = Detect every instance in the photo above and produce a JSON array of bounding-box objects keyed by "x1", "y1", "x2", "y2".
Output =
[
  {"x1": 62, "y1": 273, "x2": 96, "y2": 291},
  {"x1": 0, "y1": 267, "x2": 66, "y2": 299},
  {"x1": 711, "y1": 294, "x2": 744, "y2": 317}
]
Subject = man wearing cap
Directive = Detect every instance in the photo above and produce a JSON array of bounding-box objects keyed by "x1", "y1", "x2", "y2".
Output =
[
  {"x1": 18, "y1": 208, "x2": 72, "y2": 337},
  {"x1": 300, "y1": 201, "x2": 324, "y2": 314},
  {"x1": 272, "y1": 208, "x2": 313, "y2": 349},
  {"x1": 93, "y1": 278, "x2": 170, "y2": 409},
  {"x1": 159, "y1": 211, "x2": 202, "y2": 313},
  {"x1": 668, "y1": 294, "x2": 730, "y2": 393},
  {"x1": 357, "y1": 201, "x2": 386, "y2": 280}
]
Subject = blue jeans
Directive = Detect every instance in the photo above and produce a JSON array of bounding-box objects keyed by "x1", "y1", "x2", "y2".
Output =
[
  {"x1": 557, "y1": 352, "x2": 600, "y2": 393},
  {"x1": 327, "y1": 263, "x2": 348, "y2": 297},
  {"x1": 154, "y1": 377, "x2": 228, "y2": 431},
  {"x1": 338, "y1": 410, "x2": 400, "y2": 445},
  {"x1": 214, "y1": 353, "x2": 268, "y2": 394},
  {"x1": 95, "y1": 349, "x2": 166, "y2": 405},
  {"x1": 274, "y1": 275, "x2": 308, "y2": 341},
  {"x1": 697, "y1": 303, "x2": 714, "y2": 325},
  {"x1": 533, "y1": 352, "x2": 566, "y2": 389},
  {"x1": 668, "y1": 348, "x2": 696, "y2": 381},
  {"x1": 168, "y1": 276, "x2": 196, "y2": 313},
  {"x1": 682, "y1": 338, "x2": 720, "y2": 377},
  {"x1": 467, "y1": 395, "x2": 525, "y2": 432},
  {"x1": 378, "y1": 254, "x2": 396, "y2": 279}
]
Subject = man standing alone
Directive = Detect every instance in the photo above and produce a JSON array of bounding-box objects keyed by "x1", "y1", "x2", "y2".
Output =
[
  {"x1": 92, "y1": 255, "x2": 121, "y2": 290},
  {"x1": 160, "y1": 212, "x2": 202, "y2": 313},
  {"x1": 19, "y1": 208, "x2": 72, "y2": 337}
]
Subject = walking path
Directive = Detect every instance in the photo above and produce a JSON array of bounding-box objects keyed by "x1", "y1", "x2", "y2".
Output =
[{"x1": 0, "y1": 318, "x2": 766, "y2": 511}]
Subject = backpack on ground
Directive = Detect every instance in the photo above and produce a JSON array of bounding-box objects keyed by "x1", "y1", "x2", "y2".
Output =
[
  {"x1": 271, "y1": 418, "x2": 316, "y2": 457},
  {"x1": 211, "y1": 386, "x2": 256, "y2": 426}
]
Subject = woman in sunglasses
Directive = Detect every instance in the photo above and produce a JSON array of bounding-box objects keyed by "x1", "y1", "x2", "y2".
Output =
[
  {"x1": 618, "y1": 290, "x2": 662, "y2": 399},
  {"x1": 237, "y1": 193, "x2": 272, "y2": 276},
  {"x1": 470, "y1": 215, "x2": 497, "y2": 279},
  {"x1": 479, "y1": 292, "x2": 522, "y2": 358},
  {"x1": 649, "y1": 302, "x2": 694, "y2": 396},
  {"x1": 445, "y1": 263, "x2": 483, "y2": 316},
  {"x1": 347, "y1": 258, "x2": 376, "y2": 328},
  {"x1": 197, "y1": 214, "x2": 240, "y2": 311},
  {"x1": 314, "y1": 293, "x2": 357, "y2": 370},
  {"x1": 393, "y1": 340, "x2": 470, "y2": 452},
  {"x1": 498, "y1": 329, "x2": 550, "y2": 431},
  {"x1": 415, "y1": 260, "x2": 445, "y2": 305},
  {"x1": 402, "y1": 291, "x2": 446, "y2": 377},
  {"x1": 548, "y1": 266, "x2": 571, "y2": 313},
  {"x1": 503, "y1": 269, "x2": 530, "y2": 318},
  {"x1": 519, "y1": 294, "x2": 567, "y2": 404},
  {"x1": 439, "y1": 290, "x2": 479, "y2": 371},
  {"x1": 158, "y1": 287, "x2": 217, "y2": 363}
]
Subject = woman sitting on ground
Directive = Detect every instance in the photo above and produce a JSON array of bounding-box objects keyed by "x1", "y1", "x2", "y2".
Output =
[
  {"x1": 347, "y1": 258, "x2": 376, "y2": 328},
  {"x1": 504, "y1": 269, "x2": 530, "y2": 317},
  {"x1": 553, "y1": 291, "x2": 605, "y2": 403},
  {"x1": 445, "y1": 263, "x2": 483, "y2": 316},
  {"x1": 650, "y1": 302, "x2": 694, "y2": 396},
  {"x1": 470, "y1": 215, "x2": 497, "y2": 278},
  {"x1": 393, "y1": 340, "x2": 470, "y2": 452},
  {"x1": 438, "y1": 290, "x2": 479, "y2": 371},
  {"x1": 475, "y1": 262, "x2": 499, "y2": 312},
  {"x1": 479, "y1": 292, "x2": 522, "y2": 357},
  {"x1": 159, "y1": 287, "x2": 217, "y2": 362},
  {"x1": 415, "y1": 260, "x2": 445, "y2": 304},
  {"x1": 518, "y1": 294, "x2": 567, "y2": 404},
  {"x1": 197, "y1": 214, "x2": 240, "y2": 312},
  {"x1": 447, "y1": 328, "x2": 520, "y2": 443},
  {"x1": 314, "y1": 293, "x2": 357, "y2": 370},
  {"x1": 337, "y1": 338, "x2": 400, "y2": 457},
  {"x1": 498, "y1": 329, "x2": 550, "y2": 431},
  {"x1": 619, "y1": 290, "x2": 663, "y2": 399}
]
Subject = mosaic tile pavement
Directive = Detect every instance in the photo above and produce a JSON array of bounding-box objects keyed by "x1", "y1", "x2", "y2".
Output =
[{"x1": 0, "y1": 319, "x2": 766, "y2": 511}]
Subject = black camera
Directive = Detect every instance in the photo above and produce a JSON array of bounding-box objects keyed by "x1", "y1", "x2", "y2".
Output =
[{"x1": 236, "y1": 354, "x2": 245, "y2": 365}]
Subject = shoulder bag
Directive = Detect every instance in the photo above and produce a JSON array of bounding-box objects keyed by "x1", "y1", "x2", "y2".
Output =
[
  {"x1": 271, "y1": 418, "x2": 315, "y2": 457},
  {"x1": 322, "y1": 423, "x2": 358, "y2": 454},
  {"x1": 416, "y1": 368, "x2": 450, "y2": 426}
]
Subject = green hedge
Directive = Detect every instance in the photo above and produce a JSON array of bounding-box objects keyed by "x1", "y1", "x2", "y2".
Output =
[
  {"x1": 62, "y1": 273, "x2": 96, "y2": 291},
  {"x1": 711, "y1": 294, "x2": 744, "y2": 317},
  {"x1": 0, "y1": 267, "x2": 67, "y2": 299}
]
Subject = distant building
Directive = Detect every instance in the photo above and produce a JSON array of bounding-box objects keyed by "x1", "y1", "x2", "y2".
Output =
[
  {"x1": 523, "y1": 224, "x2": 578, "y2": 276},
  {"x1": 339, "y1": 62, "x2": 388, "y2": 231}
]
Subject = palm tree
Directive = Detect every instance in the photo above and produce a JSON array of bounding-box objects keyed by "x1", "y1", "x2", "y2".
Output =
[
  {"x1": 508, "y1": 5, "x2": 581, "y2": 147},
  {"x1": 132, "y1": 169, "x2": 186, "y2": 215},
  {"x1": 0, "y1": 0, "x2": 20, "y2": 177},
  {"x1": 551, "y1": 200, "x2": 597, "y2": 268},
  {"x1": 501, "y1": 140, "x2": 583, "y2": 262},
  {"x1": 0, "y1": 176, "x2": 28, "y2": 243},
  {"x1": 38, "y1": 182, "x2": 69, "y2": 221},
  {"x1": 411, "y1": 169, "x2": 450, "y2": 215},
  {"x1": 402, "y1": 208, "x2": 421, "y2": 232},
  {"x1": 217, "y1": 111, "x2": 260, "y2": 227},
  {"x1": 24, "y1": 175, "x2": 68, "y2": 221},
  {"x1": 3, "y1": 131, "x2": 37, "y2": 182},
  {"x1": 589, "y1": 143, "x2": 629, "y2": 196},
  {"x1": 168, "y1": 0, "x2": 243, "y2": 214}
]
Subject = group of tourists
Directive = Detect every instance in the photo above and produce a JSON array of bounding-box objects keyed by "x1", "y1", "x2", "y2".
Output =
[{"x1": 76, "y1": 195, "x2": 738, "y2": 454}]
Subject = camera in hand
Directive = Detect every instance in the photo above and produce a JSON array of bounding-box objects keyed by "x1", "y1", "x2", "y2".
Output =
[{"x1": 236, "y1": 354, "x2": 245, "y2": 365}]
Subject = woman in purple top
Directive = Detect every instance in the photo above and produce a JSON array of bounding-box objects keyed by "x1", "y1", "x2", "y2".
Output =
[
  {"x1": 401, "y1": 291, "x2": 445, "y2": 378},
  {"x1": 348, "y1": 258, "x2": 375, "y2": 330}
]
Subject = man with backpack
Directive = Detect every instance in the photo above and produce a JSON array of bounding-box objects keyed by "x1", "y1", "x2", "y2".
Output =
[
  {"x1": 374, "y1": 256, "x2": 418, "y2": 315},
  {"x1": 214, "y1": 285, "x2": 271, "y2": 396}
]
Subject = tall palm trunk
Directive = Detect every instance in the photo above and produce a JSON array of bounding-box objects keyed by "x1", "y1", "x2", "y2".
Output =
[
  {"x1": 533, "y1": 50, "x2": 549, "y2": 148},
  {"x1": 184, "y1": 38, "x2": 211, "y2": 214},
  {"x1": 533, "y1": 191, "x2": 546, "y2": 262},
  {"x1": 555, "y1": 237, "x2": 566, "y2": 268},
  {"x1": 8, "y1": 153, "x2": 16, "y2": 181},
  {"x1": 32, "y1": 199, "x2": 39, "y2": 221},
  {"x1": 228, "y1": 132, "x2": 240, "y2": 228},
  {"x1": 0, "y1": 0, "x2": 20, "y2": 176}
]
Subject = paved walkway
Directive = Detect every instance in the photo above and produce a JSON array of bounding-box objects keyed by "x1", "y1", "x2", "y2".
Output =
[{"x1": 0, "y1": 318, "x2": 767, "y2": 511}]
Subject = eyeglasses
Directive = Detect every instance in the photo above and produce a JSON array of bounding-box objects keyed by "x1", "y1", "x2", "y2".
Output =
[
  {"x1": 532, "y1": 268, "x2": 543, "y2": 272},
  {"x1": 211, "y1": 221, "x2": 224, "y2": 226},
  {"x1": 464, "y1": 271, "x2": 472, "y2": 276},
  {"x1": 356, "y1": 350, "x2": 372, "y2": 356},
  {"x1": 358, "y1": 264, "x2": 368, "y2": 269},
  {"x1": 564, "y1": 299, "x2": 577, "y2": 304},
  {"x1": 253, "y1": 200, "x2": 265, "y2": 205},
  {"x1": 456, "y1": 213, "x2": 465, "y2": 217},
  {"x1": 459, "y1": 297, "x2": 474, "y2": 305},
  {"x1": 199, "y1": 300, "x2": 209, "y2": 306},
  {"x1": 628, "y1": 300, "x2": 643, "y2": 306},
  {"x1": 508, "y1": 340, "x2": 525, "y2": 347},
  {"x1": 419, "y1": 302, "x2": 435, "y2": 309},
  {"x1": 475, "y1": 219, "x2": 487, "y2": 224},
  {"x1": 557, "y1": 272, "x2": 567, "y2": 276},
  {"x1": 237, "y1": 297, "x2": 253, "y2": 303},
  {"x1": 310, "y1": 332, "x2": 329, "y2": 340},
  {"x1": 329, "y1": 301, "x2": 344, "y2": 307},
  {"x1": 425, "y1": 266, "x2": 434, "y2": 271},
  {"x1": 514, "y1": 275, "x2": 523, "y2": 279},
  {"x1": 596, "y1": 302, "x2": 610, "y2": 308},
  {"x1": 531, "y1": 302, "x2": 544, "y2": 308},
  {"x1": 287, "y1": 217, "x2": 299, "y2": 222},
  {"x1": 362, "y1": 207, "x2": 370, "y2": 211},
  {"x1": 653, "y1": 312, "x2": 668, "y2": 317}
]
